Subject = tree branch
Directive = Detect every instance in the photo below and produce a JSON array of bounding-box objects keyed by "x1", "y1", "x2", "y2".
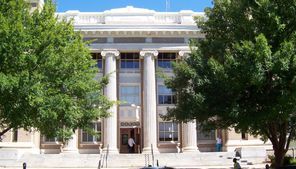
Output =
[{"x1": 0, "y1": 126, "x2": 13, "y2": 137}]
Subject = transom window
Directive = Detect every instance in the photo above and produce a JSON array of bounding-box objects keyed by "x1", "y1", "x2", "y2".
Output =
[
  {"x1": 159, "y1": 122, "x2": 178, "y2": 142},
  {"x1": 91, "y1": 53, "x2": 103, "y2": 69},
  {"x1": 158, "y1": 85, "x2": 176, "y2": 104},
  {"x1": 81, "y1": 122, "x2": 102, "y2": 143},
  {"x1": 157, "y1": 53, "x2": 176, "y2": 69},
  {"x1": 120, "y1": 53, "x2": 140, "y2": 69},
  {"x1": 120, "y1": 86, "x2": 140, "y2": 105}
]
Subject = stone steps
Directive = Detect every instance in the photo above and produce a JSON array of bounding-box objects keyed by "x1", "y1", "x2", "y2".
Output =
[{"x1": 0, "y1": 152, "x2": 266, "y2": 169}]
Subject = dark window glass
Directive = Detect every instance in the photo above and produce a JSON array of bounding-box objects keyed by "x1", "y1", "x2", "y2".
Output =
[
  {"x1": 157, "y1": 53, "x2": 176, "y2": 69},
  {"x1": 91, "y1": 53, "x2": 103, "y2": 69},
  {"x1": 12, "y1": 129, "x2": 18, "y2": 142},
  {"x1": 158, "y1": 85, "x2": 176, "y2": 104},
  {"x1": 120, "y1": 53, "x2": 140, "y2": 69}
]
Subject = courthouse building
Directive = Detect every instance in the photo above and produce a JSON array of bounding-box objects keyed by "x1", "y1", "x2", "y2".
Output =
[{"x1": 0, "y1": 1, "x2": 271, "y2": 154}]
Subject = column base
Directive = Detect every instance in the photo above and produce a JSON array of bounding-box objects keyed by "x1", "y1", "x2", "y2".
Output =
[
  {"x1": 182, "y1": 146, "x2": 199, "y2": 153},
  {"x1": 102, "y1": 147, "x2": 119, "y2": 154},
  {"x1": 142, "y1": 146, "x2": 159, "y2": 154}
]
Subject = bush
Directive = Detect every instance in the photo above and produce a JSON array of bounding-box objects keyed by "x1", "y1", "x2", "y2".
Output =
[{"x1": 268, "y1": 155, "x2": 296, "y2": 167}]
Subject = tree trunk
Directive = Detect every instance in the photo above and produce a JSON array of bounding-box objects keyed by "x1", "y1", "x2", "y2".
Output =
[
  {"x1": 274, "y1": 148, "x2": 285, "y2": 168},
  {"x1": 268, "y1": 122, "x2": 290, "y2": 168},
  {"x1": 0, "y1": 126, "x2": 12, "y2": 137}
]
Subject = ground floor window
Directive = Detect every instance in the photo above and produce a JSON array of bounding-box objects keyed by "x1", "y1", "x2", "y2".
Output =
[
  {"x1": 44, "y1": 137, "x2": 60, "y2": 143},
  {"x1": 159, "y1": 122, "x2": 178, "y2": 142},
  {"x1": 196, "y1": 124, "x2": 215, "y2": 140},
  {"x1": 81, "y1": 122, "x2": 102, "y2": 143}
]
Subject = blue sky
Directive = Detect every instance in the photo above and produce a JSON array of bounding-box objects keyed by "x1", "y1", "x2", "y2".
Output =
[{"x1": 56, "y1": 0, "x2": 213, "y2": 12}]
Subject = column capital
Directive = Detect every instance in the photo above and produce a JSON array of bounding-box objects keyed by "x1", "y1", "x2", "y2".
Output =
[
  {"x1": 101, "y1": 49, "x2": 120, "y2": 59},
  {"x1": 178, "y1": 50, "x2": 191, "y2": 59},
  {"x1": 140, "y1": 49, "x2": 158, "y2": 59}
]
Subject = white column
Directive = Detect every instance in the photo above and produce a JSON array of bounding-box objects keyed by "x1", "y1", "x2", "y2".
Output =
[
  {"x1": 178, "y1": 50, "x2": 199, "y2": 153},
  {"x1": 101, "y1": 49, "x2": 120, "y2": 154},
  {"x1": 140, "y1": 49, "x2": 159, "y2": 154},
  {"x1": 182, "y1": 121, "x2": 199, "y2": 153},
  {"x1": 62, "y1": 131, "x2": 78, "y2": 153}
]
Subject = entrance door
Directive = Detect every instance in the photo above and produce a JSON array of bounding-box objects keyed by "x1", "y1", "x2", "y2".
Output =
[{"x1": 120, "y1": 128, "x2": 141, "y2": 153}]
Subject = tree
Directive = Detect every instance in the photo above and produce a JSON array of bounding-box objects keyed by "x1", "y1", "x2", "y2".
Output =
[
  {"x1": 165, "y1": 0, "x2": 296, "y2": 167},
  {"x1": 0, "y1": 0, "x2": 112, "y2": 141}
]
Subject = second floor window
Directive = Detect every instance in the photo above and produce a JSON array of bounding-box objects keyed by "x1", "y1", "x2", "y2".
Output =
[
  {"x1": 157, "y1": 53, "x2": 176, "y2": 69},
  {"x1": 120, "y1": 53, "x2": 140, "y2": 69},
  {"x1": 158, "y1": 85, "x2": 176, "y2": 104},
  {"x1": 92, "y1": 53, "x2": 103, "y2": 69},
  {"x1": 120, "y1": 86, "x2": 140, "y2": 105}
]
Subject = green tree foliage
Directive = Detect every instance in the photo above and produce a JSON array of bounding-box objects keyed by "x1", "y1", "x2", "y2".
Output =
[
  {"x1": 0, "y1": 0, "x2": 112, "y2": 141},
  {"x1": 165, "y1": 0, "x2": 296, "y2": 167}
]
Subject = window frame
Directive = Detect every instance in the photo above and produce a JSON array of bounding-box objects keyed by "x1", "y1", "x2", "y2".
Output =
[
  {"x1": 91, "y1": 53, "x2": 103, "y2": 70},
  {"x1": 157, "y1": 53, "x2": 176, "y2": 70},
  {"x1": 119, "y1": 85, "x2": 141, "y2": 105},
  {"x1": 158, "y1": 85, "x2": 176, "y2": 105},
  {"x1": 158, "y1": 121, "x2": 179, "y2": 142},
  {"x1": 120, "y1": 53, "x2": 140, "y2": 71},
  {"x1": 196, "y1": 124, "x2": 216, "y2": 140},
  {"x1": 81, "y1": 121, "x2": 102, "y2": 143}
]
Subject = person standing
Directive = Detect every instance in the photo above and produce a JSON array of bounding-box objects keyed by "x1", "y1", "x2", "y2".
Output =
[
  {"x1": 128, "y1": 137, "x2": 135, "y2": 153},
  {"x1": 216, "y1": 136, "x2": 222, "y2": 152}
]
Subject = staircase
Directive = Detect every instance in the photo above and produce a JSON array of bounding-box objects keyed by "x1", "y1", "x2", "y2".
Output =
[{"x1": 0, "y1": 151, "x2": 266, "y2": 169}]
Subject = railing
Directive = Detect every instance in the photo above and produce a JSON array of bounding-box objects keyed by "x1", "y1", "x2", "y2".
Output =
[
  {"x1": 57, "y1": 12, "x2": 200, "y2": 25},
  {"x1": 98, "y1": 144, "x2": 109, "y2": 169},
  {"x1": 144, "y1": 144, "x2": 158, "y2": 167}
]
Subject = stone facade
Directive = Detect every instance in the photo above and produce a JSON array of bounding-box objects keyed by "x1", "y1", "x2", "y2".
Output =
[{"x1": 0, "y1": 6, "x2": 272, "y2": 154}]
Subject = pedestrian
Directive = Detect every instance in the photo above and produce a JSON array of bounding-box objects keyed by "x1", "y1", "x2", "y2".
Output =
[
  {"x1": 216, "y1": 136, "x2": 222, "y2": 152},
  {"x1": 233, "y1": 158, "x2": 241, "y2": 169},
  {"x1": 128, "y1": 137, "x2": 135, "y2": 153}
]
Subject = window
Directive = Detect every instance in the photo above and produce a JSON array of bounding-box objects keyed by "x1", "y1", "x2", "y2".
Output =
[
  {"x1": 157, "y1": 53, "x2": 176, "y2": 69},
  {"x1": 158, "y1": 85, "x2": 176, "y2": 104},
  {"x1": 196, "y1": 124, "x2": 215, "y2": 140},
  {"x1": 82, "y1": 122, "x2": 102, "y2": 142},
  {"x1": 44, "y1": 137, "x2": 60, "y2": 143},
  {"x1": 241, "y1": 132, "x2": 248, "y2": 140},
  {"x1": 12, "y1": 129, "x2": 18, "y2": 142},
  {"x1": 30, "y1": 3, "x2": 37, "y2": 7},
  {"x1": 159, "y1": 122, "x2": 178, "y2": 142},
  {"x1": 120, "y1": 53, "x2": 140, "y2": 69},
  {"x1": 120, "y1": 86, "x2": 140, "y2": 105},
  {"x1": 91, "y1": 53, "x2": 103, "y2": 69}
]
